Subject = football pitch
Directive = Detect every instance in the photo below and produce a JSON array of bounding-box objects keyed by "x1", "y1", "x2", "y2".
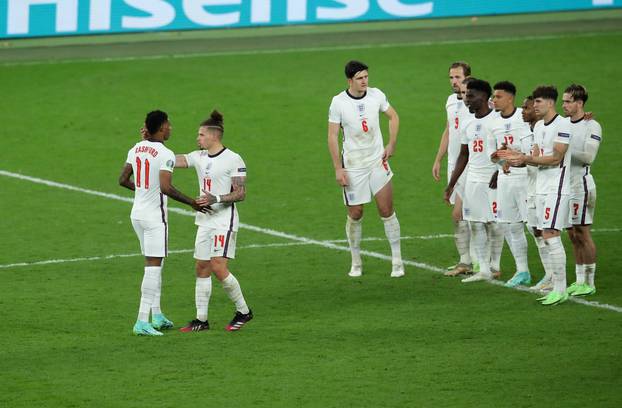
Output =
[{"x1": 1, "y1": 10, "x2": 622, "y2": 407}]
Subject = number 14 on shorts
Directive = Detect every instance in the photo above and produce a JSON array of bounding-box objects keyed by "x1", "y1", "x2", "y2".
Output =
[{"x1": 213, "y1": 234, "x2": 226, "y2": 248}]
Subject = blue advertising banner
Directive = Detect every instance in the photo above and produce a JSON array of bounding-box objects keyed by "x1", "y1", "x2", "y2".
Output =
[{"x1": 0, "y1": 0, "x2": 620, "y2": 39}]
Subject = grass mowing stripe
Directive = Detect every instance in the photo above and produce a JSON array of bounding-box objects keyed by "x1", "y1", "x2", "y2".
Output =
[
  {"x1": 2, "y1": 168, "x2": 621, "y2": 314},
  {"x1": 2, "y1": 30, "x2": 620, "y2": 67}
]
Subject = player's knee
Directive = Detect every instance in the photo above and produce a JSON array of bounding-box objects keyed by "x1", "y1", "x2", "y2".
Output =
[
  {"x1": 195, "y1": 260, "x2": 211, "y2": 277},
  {"x1": 348, "y1": 207, "x2": 363, "y2": 220},
  {"x1": 378, "y1": 206, "x2": 394, "y2": 218}
]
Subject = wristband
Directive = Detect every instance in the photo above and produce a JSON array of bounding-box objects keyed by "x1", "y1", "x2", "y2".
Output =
[{"x1": 216, "y1": 195, "x2": 221, "y2": 203}]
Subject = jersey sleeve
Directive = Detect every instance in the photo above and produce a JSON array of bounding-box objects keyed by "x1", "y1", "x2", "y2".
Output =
[
  {"x1": 377, "y1": 89, "x2": 390, "y2": 112},
  {"x1": 125, "y1": 147, "x2": 134, "y2": 165},
  {"x1": 231, "y1": 154, "x2": 247, "y2": 178},
  {"x1": 574, "y1": 121, "x2": 602, "y2": 165},
  {"x1": 160, "y1": 150, "x2": 175, "y2": 173},
  {"x1": 589, "y1": 120, "x2": 602, "y2": 144},
  {"x1": 328, "y1": 97, "x2": 341, "y2": 124},
  {"x1": 554, "y1": 120, "x2": 571, "y2": 145},
  {"x1": 185, "y1": 151, "x2": 198, "y2": 168},
  {"x1": 460, "y1": 124, "x2": 468, "y2": 145}
]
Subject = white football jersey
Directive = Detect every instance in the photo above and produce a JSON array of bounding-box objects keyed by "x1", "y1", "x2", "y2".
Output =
[
  {"x1": 568, "y1": 117, "x2": 602, "y2": 190},
  {"x1": 126, "y1": 140, "x2": 175, "y2": 222},
  {"x1": 533, "y1": 115, "x2": 572, "y2": 195},
  {"x1": 185, "y1": 147, "x2": 246, "y2": 231},
  {"x1": 491, "y1": 107, "x2": 533, "y2": 178},
  {"x1": 525, "y1": 124, "x2": 537, "y2": 198},
  {"x1": 328, "y1": 87, "x2": 390, "y2": 169},
  {"x1": 460, "y1": 109, "x2": 499, "y2": 183},
  {"x1": 446, "y1": 93, "x2": 473, "y2": 166}
]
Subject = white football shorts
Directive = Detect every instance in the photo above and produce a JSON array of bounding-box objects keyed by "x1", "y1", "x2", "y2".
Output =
[
  {"x1": 496, "y1": 175, "x2": 528, "y2": 223},
  {"x1": 526, "y1": 195, "x2": 538, "y2": 229},
  {"x1": 447, "y1": 163, "x2": 466, "y2": 205},
  {"x1": 342, "y1": 160, "x2": 393, "y2": 206},
  {"x1": 569, "y1": 182, "x2": 596, "y2": 226},
  {"x1": 462, "y1": 180, "x2": 497, "y2": 223},
  {"x1": 131, "y1": 218, "x2": 167, "y2": 258},
  {"x1": 536, "y1": 193, "x2": 570, "y2": 231},
  {"x1": 194, "y1": 226, "x2": 237, "y2": 260}
]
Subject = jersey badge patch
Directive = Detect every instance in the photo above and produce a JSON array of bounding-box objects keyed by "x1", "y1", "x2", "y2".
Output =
[
  {"x1": 166, "y1": 160, "x2": 175, "y2": 169},
  {"x1": 476, "y1": 124, "x2": 481, "y2": 132},
  {"x1": 505, "y1": 123, "x2": 511, "y2": 131},
  {"x1": 557, "y1": 132, "x2": 570, "y2": 138},
  {"x1": 237, "y1": 167, "x2": 247, "y2": 172},
  {"x1": 590, "y1": 134, "x2": 601, "y2": 141}
]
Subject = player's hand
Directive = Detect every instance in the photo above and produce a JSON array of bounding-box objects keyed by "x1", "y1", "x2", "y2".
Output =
[
  {"x1": 489, "y1": 170, "x2": 499, "y2": 189},
  {"x1": 199, "y1": 190, "x2": 218, "y2": 205},
  {"x1": 432, "y1": 160, "x2": 441, "y2": 182},
  {"x1": 531, "y1": 144, "x2": 541, "y2": 157},
  {"x1": 335, "y1": 168, "x2": 348, "y2": 187},
  {"x1": 140, "y1": 125, "x2": 149, "y2": 140},
  {"x1": 443, "y1": 185, "x2": 454, "y2": 205},
  {"x1": 382, "y1": 143, "x2": 396, "y2": 161},
  {"x1": 192, "y1": 200, "x2": 212, "y2": 214},
  {"x1": 502, "y1": 161, "x2": 511, "y2": 174}
]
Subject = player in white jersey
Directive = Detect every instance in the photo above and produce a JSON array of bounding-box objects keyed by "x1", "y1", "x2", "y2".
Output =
[
  {"x1": 119, "y1": 110, "x2": 209, "y2": 336},
  {"x1": 175, "y1": 111, "x2": 253, "y2": 332},
  {"x1": 562, "y1": 84, "x2": 602, "y2": 297},
  {"x1": 432, "y1": 62, "x2": 478, "y2": 276},
  {"x1": 328, "y1": 60, "x2": 404, "y2": 278},
  {"x1": 489, "y1": 81, "x2": 533, "y2": 288},
  {"x1": 445, "y1": 79, "x2": 500, "y2": 283},
  {"x1": 500, "y1": 86, "x2": 572, "y2": 305}
]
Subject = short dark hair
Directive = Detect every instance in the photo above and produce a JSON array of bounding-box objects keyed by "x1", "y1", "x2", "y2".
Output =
[
  {"x1": 493, "y1": 81, "x2": 516, "y2": 96},
  {"x1": 564, "y1": 83, "x2": 588, "y2": 104},
  {"x1": 467, "y1": 78, "x2": 492, "y2": 99},
  {"x1": 345, "y1": 60, "x2": 368, "y2": 79},
  {"x1": 525, "y1": 95, "x2": 534, "y2": 101},
  {"x1": 201, "y1": 110, "x2": 224, "y2": 134},
  {"x1": 449, "y1": 61, "x2": 471, "y2": 77},
  {"x1": 145, "y1": 110, "x2": 168, "y2": 135},
  {"x1": 532, "y1": 85, "x2": 558, "y2": 102}
]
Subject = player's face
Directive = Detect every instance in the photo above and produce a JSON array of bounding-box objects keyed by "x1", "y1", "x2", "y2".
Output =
[
  {"x1": 465, "y1": 88, "x2": 486, "y2": 113},
  {"x1": 562, "y1": 92, "x2": 580, "y2": 117},
  {"x1": 459, "y1": 81, "x2": 468, "y2": 103},
  {"x1": 492, "y1": 90, "x2": 513, "y2": 112},
  {"x1": 533, "y1": 97, "x2": 554, "y2": 119},
  {"x1": 197, "y1": 127, "x2": 210, "y2": 149},
  {"x1": 348, "y1": 70, "x2": 368, "y2": 93},
  {"x1": 449, "y1": 68, "x2": 465, "y2": 93},
  {"x1": 521, "y1": 99, "x2": 536, "y2": 123}
]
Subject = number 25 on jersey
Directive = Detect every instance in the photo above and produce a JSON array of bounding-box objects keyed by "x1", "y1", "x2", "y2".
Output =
[{"x1": 472, "y1": 139, "x2": 484, "y2": 152}]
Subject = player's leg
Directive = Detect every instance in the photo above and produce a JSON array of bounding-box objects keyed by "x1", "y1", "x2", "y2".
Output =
[
  {"x1": 501, "y1": 181, "x2": 531, "y2": 287},
  {"x1": 131, "y1": 219, "x2": 165, "y2": 336},
  {"x1": 488, "y1": 188, "x2": 504, "y2": 278},
  {"x1": 343, "y1": 167, "x2": 369, "y2": 277},
  {"x1": 346, "y1": 205, "x2": 364, "y2": 277},
  {"x1": 150, "y1": 223, "x2": 172, "y2": 330},
  {"x1": 445, "y1": 193, "x2": 473, "y2": 276},
  {"x1": 211, "y1": 254, "x2": 253, "y2": 331},
  {"x1": 372, "y1": 162, "x2": 404, "y2": 277},
  {"x1": 531, "y1": 195, "x2": 553, "y2": 291},
  {"x1": 461, "y1": 181, "x2": 493, "y2": 282},
  {"x1": 570, "y1": 225, "x2": 597, "y2": 296},
  {"x1": 539, "y1": 195, "x2": 570, "y2": 305}
]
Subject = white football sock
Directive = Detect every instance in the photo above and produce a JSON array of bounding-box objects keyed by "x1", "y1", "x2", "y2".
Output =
[
  {"x1": 535, "y1": 236, "x2": 552, "y2": 282},
  {"x1": 546, "y1": 236, "x2": 567, "y2": 294},
  {"x1": 585, "y1": 263, "x2": 596, "y2": 288},
  {"x1": 489, "y1": 222, "x2": 504, "y2": 271},
  {"x1": 346, "y1": 216, "x2": 363, "y2": 267},
  {"x1": 151, "y1": 260, "x2": 164, "y2": 315},
  {"x1": 575, "y1": 264, "x2": 586, "y2": 285},
  {"x1": 455, "y1": 220, "x2": 471, "y2": 265},
  {"x1": 195, "y1": 276, "x2": 212, "y2": 322},
  {"x1": 382, "y1": 212, "x2": 402, "y2": 265},
  {"x1": 505, "y1": 223, "x2": 529, "y2": 272},
  {"x1": 138, "y1": 266, "x2": 161, "y2": 322},
  {"x1": 469, "y1": 225, "x2": 478, "y2": 264},
  {"x1": 222, "y1": 273, "x2": 249, "y2": 314},
  {"x1": 470, "y1": 222, "x2": 491, "y2": 276}
]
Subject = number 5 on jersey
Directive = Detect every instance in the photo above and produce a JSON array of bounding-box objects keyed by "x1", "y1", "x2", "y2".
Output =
[{"x1": 362, "y1": 120, "x2": 368, "y2": 132}]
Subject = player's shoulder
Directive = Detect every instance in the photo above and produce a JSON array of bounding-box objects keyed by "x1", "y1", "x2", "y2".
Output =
[
  {"x1": 534, "y1": 119, "x2": 545, "y2": 131},
  {"x1": 367, "y1": 87, "x2": 387, "y2": 99},
  {"x1": 159, "y1": 143, "x2": 175, "y2": 158},
  {"x1": 331, "y1": 90, "x2": 348, "y2": 102},
  {"x1": 587, "y1": 118, "x2": 602, "y2": 134}
]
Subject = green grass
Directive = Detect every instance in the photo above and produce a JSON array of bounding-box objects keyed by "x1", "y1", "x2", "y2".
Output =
[{"x1": 1, "y1": 11, "x2": 622, "y2": 407}]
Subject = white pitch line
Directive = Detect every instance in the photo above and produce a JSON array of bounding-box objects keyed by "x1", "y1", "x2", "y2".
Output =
[
  {"x1": 1, "y1": 31, "x2": 618, "y2": 67},
  {"x1": 2, "y1": 169, "x2": 621, "y2": 313}
]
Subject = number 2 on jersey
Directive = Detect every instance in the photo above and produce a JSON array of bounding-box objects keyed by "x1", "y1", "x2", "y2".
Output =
[{"x1": 135, "y1": 157, "x2": 150, "y2": 189}]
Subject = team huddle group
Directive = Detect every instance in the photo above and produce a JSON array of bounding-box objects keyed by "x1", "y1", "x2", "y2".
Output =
[
  {"x1": 327, "y1": 60, "x2": 602, "y2": 306},
  {"x1": 121, "y1": 59, "x2": 603, "y2": 337}
]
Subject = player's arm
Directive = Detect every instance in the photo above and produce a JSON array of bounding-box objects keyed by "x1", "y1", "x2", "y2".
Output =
[
  {"x1": 118, "y1": 163, "x2": 135, "y2": 191},
  {"x1": 202, "y1": 176, "x2": 246, "y2": 205},
  {"x1": 382, "y1": 106, "x2": 399, "y2": 160},
  {"x1": 444, "y1": 144, "x2": 469, "y2": 203},
  {"x1": 175, "y1": 154, "x2": 189, "y2": 168},
  {"x1": 573, "y1": 139, "x2": 600, "y2": 165},
  {"x1": 432, "y1": 122, "x2": 449, "y2": 181},
  {"x1": 328, "y1": 121, "x2": 347, "y2": 186},
  {"x1": 160, "y1": 170, "x2": 208, "y2": 213}
]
